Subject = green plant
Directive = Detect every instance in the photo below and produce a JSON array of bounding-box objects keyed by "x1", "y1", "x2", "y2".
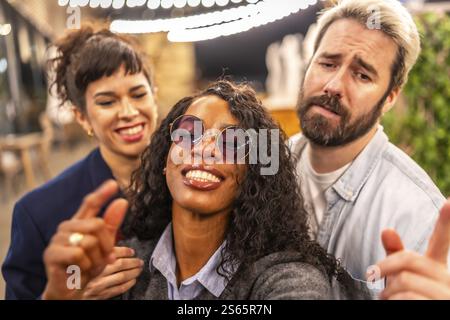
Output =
[{"x1": 383, "y1": 12, "x2": 450, "y2": 195}]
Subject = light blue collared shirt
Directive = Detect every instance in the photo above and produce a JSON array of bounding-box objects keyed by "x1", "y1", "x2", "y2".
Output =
[
  {"x1": 289, "y1": 126, "x2": 446, "y2": 296},
  {"x1": 150, "y1": 223, "x2": 230, "y2": 300}
]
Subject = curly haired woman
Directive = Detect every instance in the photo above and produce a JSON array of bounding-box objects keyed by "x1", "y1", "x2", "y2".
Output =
[{"x1": 41, "y1": 80, "x2": 365, "y2": 300}]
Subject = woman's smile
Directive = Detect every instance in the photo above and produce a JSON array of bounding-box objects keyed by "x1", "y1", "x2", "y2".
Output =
[
  {"x1": 181, "y1": 165, "x2": 225, "y2": 191},
  {"x1": 115, "y1": 122, "x2": 146, "y2": 143}
]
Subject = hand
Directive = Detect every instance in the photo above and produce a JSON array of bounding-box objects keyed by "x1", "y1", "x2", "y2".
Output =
[
  {"x1": 42, "y1": 180, "x2": 128, "y2": 300},
  {"x1": 83, "y1": 246, "x2": 144, "y2": 300},
  {"x1": 375, "y1": 199, "x2": 450, "y2": 299}
]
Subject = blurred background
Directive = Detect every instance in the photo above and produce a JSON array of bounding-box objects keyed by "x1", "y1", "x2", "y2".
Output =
[{"x1": 0, "y1": 0, "x2": 449, "y2": 299}]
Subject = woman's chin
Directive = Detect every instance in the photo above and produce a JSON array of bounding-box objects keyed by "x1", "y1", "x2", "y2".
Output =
[{"x1": 174, "y1": 196, "x2": 227, "y2": 216}]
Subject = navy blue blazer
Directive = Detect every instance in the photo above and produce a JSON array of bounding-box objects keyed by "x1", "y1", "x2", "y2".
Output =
[{"x1": 2, "y1": 148, "x2": 116, "y2": 299}]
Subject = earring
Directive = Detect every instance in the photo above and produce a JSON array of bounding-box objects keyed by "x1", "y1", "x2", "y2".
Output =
[
  {"x1": 163, "y1": 167, "x2": 167, "y2": 175},
  {"x1": 87, "y1": 129, "x2": 94, "y2": 137}
]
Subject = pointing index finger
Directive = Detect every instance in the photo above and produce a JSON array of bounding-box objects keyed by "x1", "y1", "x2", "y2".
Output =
[
  {"x1": 426, "y1": 199, "x2": 450, "y2": 265},
  {"x1": 73, "y1": 180, "x2": 120, "y2": 220}
]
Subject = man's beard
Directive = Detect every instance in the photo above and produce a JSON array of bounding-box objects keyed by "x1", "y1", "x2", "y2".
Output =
[{"x1": 296, "y1": 91, "x2": 386, "y2": 147}]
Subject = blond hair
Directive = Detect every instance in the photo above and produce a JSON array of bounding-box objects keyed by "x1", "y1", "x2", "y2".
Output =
[{"x1": 313, "y1": 0, "x2": 421, "y2": 90}]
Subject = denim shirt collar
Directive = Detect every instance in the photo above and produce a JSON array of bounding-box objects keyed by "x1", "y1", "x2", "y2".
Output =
[
  {"x1": 149, "y1": 223, "x2": 230, "y2": 298},
  {"x1": 293, "y1": 125, "x2": 389, "y2": 202},
  {"x1": 332, "y1": 126, "x2": 389, "y2": 201}
]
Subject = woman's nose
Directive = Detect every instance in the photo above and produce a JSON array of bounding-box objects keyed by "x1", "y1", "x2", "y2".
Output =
[
  {"x1": 118, "y1": 101, "x2": 139, "y2": 119},
  {"x1": 191, "y1": 130, "x2": 220, "y2": 161}
]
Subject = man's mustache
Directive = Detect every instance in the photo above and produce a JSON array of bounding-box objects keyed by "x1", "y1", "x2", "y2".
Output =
[{"x1": 301, "y1": 94, "x2": 348, "y2": 117}]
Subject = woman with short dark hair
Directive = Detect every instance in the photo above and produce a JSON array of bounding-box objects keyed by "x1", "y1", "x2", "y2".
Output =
[{"x1": 2, "y1": 26, "x2": 158, "y2": 300}]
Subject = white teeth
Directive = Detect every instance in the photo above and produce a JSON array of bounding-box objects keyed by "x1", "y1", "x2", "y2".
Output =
[
  {"x1": 185, "y1": 170, "x2": 221, "y2": 183},
  {"x1": 118, "y1": 124, "x2": 143, "y2": 136}
]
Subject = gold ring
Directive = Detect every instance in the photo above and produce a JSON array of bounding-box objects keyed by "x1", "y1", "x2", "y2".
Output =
[{"x1": 68, "y1": 232, "x2": 84, "y2": 246}]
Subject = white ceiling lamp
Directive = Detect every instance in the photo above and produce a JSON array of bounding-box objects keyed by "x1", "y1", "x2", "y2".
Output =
[
  {"x1": 60, "y1": 0, "x2": 246, "y2": 8},
  {"x1": 112, "y1": 2, "x2": 258, "y2": 33},
  {"x1": 174, "y1": 0, "x2": 188, "y2": 8},
  {"x1": 201, "y1": 0, "x2": 215, "y2": 8},
  {"x1": 169, "y1": 0, "x2": 319, "y2": 42},
  {"x1": 187, "y1": 0, "x2": 201, "y2": 7},
  {"x1": 100, "y1": 0, "x2": 113, "y2": 9},
  {"x1": 112, "y1": 0, "x2": 126, "y2": 9},
  {"x1": 111, "y1": 0, "x2": 321, "y2": 41},
  {"x1": 79, "y1": 0, "x2": 91, "y2": 5},
  {"x1": 126, "y1": 0, "x2": 147, "y2": 7},
  {"x1": 0, "y1": 24, "x2": 12, "y2": 36},
  {"x1": 216, "y1": 0, "x2": 229, "y2": 7},
  {"x1": 58, "y1": 0, "x2": 70, "y2": 6},
  {"x1": 161, "y1": 0, "x2": 174, "y2": 9},
  {"x1": 89, "y1": 0, "x2": 102, "y2": 8},
  {"x1": 147, "y1": 0, "x2": 161, "y2": 9},
  {"x1": 126, "y1": 0, "x2": 136, "y2": 7}
]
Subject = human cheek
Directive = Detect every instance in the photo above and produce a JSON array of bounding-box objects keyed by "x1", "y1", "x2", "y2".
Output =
[
  {"x1": 304, "y1": 67, "x2": 326, "y2": 95},
  {"x1": 140, "y1": 103, "x2": 157, "y2": 126}
]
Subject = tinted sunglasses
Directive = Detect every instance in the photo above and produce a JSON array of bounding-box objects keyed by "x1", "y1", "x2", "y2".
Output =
[{"x1": 169, "y1": 114, "x2": 251, "y2": 161}]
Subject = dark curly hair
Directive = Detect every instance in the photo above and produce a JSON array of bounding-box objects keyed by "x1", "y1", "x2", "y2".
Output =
[
  {"x1": 123, "y1": 80, "x2": 351, "y2": 287},
  {"x1": 48, "y1": 25, "x2": 153, "y2": 112}
]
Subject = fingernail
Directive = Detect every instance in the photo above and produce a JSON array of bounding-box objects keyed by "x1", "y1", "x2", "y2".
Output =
[
  {"x1": 130, "y1": 249, "x2": 135, "y2": 256},
  {"x1": 139, "y1": 259, "x2": 144, "y2": 266}
]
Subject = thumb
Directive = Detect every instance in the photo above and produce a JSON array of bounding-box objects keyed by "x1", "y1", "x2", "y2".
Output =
[
  {"x1": 425, "y1": 199, "x2": 450, "y2": 265},
  {"x1": 103, "y1": 198, "x2": 128, "y2": 237},
  {"x1": 381, "y1": 229, "x2": 404, "y2": 256}
]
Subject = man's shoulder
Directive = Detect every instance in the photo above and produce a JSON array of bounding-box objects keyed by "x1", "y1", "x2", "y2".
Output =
[{"x1": 375, "y1": 141, "x2": 445, "y2": 209}]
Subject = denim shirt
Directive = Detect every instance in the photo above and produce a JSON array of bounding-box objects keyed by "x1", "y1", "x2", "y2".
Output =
[
  {"x1": 150, "y1": 223, "x2": 230, "y2": 300},
  {"x1": 289, "y1": 126, "x2": 446, "y2": 294}
]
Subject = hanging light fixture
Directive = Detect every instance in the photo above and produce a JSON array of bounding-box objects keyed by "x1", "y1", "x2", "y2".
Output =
[
  {"x1": 59, "y1": 0, "x2": 266, "y2": 9},
  {"x1": 57, "y1": 0, "x2": 322, "y2": 42}
]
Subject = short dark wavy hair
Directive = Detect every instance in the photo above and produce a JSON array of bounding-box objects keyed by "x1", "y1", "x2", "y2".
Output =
[{"x1": 123, "y1": 80, "x2": 348, "y2": 284}]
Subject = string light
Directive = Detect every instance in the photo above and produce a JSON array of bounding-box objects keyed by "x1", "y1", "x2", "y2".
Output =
[
  {"x1": 112, "y1": 0, "x2": 126, "y2": 9},
  {"x1": 147, "y1": 0, "x2": 160, "y2": 9},
  {"x1": 187, "y1": 0, "x2": 201, "y2": 7},
  {"x1": 58, "y1": 0, "x2": 320, "y2": 43},
  {"x1": 111, "y1": 0, "x2": 320, "y2": 42},
  {"x1": 174, "y1": 0, "x2": 188, "y2": 8},
  {"x1": 216, "y1": 0, "x2": 229, "y2": 7},
  {"x1": 58, "y1": 0, "x2": 261, "y2": 8},
  {"x1": 201, "y1": 0, "x2": 215, "y2": 8},
  {"x1": 89, "y1": 0, "x2": 101, "y2": 8},
  {"x1": 0, "y1": 24, "x2": 12, "y2": 36}
]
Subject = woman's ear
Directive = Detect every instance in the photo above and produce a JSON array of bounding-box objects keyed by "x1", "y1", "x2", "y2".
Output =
[
  {"x1": 153, "y1": 86, "x2": 159, "y2": 100},
  {"x1": 73, "y1": 107, "x2": 94, "y2": 136}
]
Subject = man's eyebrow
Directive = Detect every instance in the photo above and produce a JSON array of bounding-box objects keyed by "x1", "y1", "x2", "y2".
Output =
[
  {"x1": 318, "y1": 52, "x2": 342, "y2": 60},
  {"x1": 354, "y1": 56, "x2": 379, "y2": 78}
]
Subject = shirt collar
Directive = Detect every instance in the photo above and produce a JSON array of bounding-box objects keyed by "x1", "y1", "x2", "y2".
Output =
[
  {"x1": 150, "y1": 223, "x2": 231, "y2": 298},
  {"x1": 332, "y1": 126, "x2": 389, "y2": 202},
  {"x1": 293, "y1": 125, "x2": 389, "y2": 202}
]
